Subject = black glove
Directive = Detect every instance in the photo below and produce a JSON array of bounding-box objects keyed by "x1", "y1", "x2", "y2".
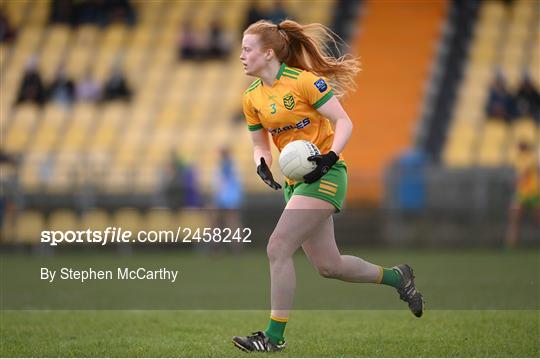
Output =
[
  {"x1": 303, "y1": 151, "x2": 339, "y2": 184},
  {"x1": 257, "y1": 157, "x2": 282, "y2": 190}
]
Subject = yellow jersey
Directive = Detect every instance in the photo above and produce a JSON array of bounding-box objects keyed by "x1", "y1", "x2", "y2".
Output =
[
  {"x1": 242, "y1": 63, "x2": 337, "y2": 156},
  {"x1": 516, "y1": 154, "x2": 540, "y2": 200}
]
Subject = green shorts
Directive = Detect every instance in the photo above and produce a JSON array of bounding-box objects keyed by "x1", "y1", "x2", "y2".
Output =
[{"x1": 284, "y1": 161, "x2": 347, "y2": 212}]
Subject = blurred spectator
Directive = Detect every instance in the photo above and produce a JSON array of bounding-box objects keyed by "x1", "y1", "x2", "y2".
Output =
[
  {"x1": 211, "y1": 146, "x2": 244, "y2": 252},
  {"x1": 206, "y1": 18, "x2": 232, "y2": 60},
  {"x1": 213, "y1": 147, "x2": 243, "y2": 210},
  {"x1": 48, "y1": 64, "x2": 76, "y2": 108},
  {"x1": 104, "y1": 0, "x2": 136, "y2": 27},
  {"x1": 0, "y1": 149, "x2": 20, "y2": 241},
  {"x1": 165, "y1": 153, "x2": 202, "y2": 208},
  {"x1": 267, "y1": 0, "x2": 289, "y2": 24},
  {"x1": 50, "y1": 0, "x2": 136, "y2": 28},
  {"x1": 49, "y1": 0, "x2": 74, "y2": 25},
  {"x1": 39, "y1": 155, "x2": 54, "y2": 188},
  {"x1": 73, "y1": 0, "x2": 107, "y2": 27},
  {"x1": 231, "y1": 108, "x2": 244, "y2": 124},
  {"x1": 177, "y1": 20, "x2": 204, "y2": 61},
  {"x1": 183, "y1": 160, "x2": 202, "y2": 208},
  {"x1": 244, "y1": 1, "x2": 265, "y2": 30},
  {"x1": 0, "y1": 10, "x2": 17, "y2": 43},
  {"x1": 505, "y1": 141, "x2": 540, "y2": 248},
  {"x1": 76, "y1": 69, "x2": 101, "y2": 102},
  {"x1": 515, "y1": 75, "x2": 540, "y2": 123},
  {"x1": 103, "y1": 65, "x2": 132, "y2": 102},
  {"x1": 165, "y1": 154, "x2": 186, "y2": 209},
  {"x1": 244, "y1": 0, "x2": 290, "y2": 30},
  {"x1": 0, "y1": 150, "x2": 19, "y2": 166},
  {"x1": 486, "y1": 74, "x2": 517, "y2": 122},
  {"x1": 16, "y1": 57, "x2": 46, "y2": 106}
]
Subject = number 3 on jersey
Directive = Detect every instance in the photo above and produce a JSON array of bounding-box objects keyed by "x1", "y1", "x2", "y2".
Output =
[{"x1": 270, "y1": 103, "x2": 277, "y2": 115}]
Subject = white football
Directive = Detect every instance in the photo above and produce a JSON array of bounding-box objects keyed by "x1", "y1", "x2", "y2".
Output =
[{"x1": 279, "y1": 140, "x2": 321, "y2": 181}]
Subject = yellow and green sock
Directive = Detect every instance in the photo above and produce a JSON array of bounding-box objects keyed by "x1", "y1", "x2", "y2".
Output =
[
  {"x1": 265, "y1": 316, "x2": 287, "y2": 345},
  {"x1": 379, "y1": 267, "x2": 402, "y2": 288}
]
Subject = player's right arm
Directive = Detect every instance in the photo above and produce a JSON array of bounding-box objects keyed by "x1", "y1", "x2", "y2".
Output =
[
  {"x1": 242, "y1": 92, "x2": 270, "y2": 166},
  {"x1": 251, "y1": 129, "x2": 281, "y2": 190},
  {"x1": 250, "y1": 129, "x2": 272, "y2": 167},
  {"x1": 243, "y1": 92, "x2": 281, "y2": 190}
]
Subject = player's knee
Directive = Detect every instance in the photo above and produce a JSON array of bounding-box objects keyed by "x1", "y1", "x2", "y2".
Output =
[
  {"x1": 266, "y1": 237, "x2": 284, "y2": 262},
  {"x1": 317, "y1": 264, "x2": 341, "y2": 279}
]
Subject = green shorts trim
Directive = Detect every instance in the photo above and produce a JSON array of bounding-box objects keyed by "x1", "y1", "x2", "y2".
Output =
[
  {"x1": 283, "y1": 161, "x2": 347, "y2": 212},
  {"x1": 518, "y1": 194, "x2": 540, "y2": 208}
]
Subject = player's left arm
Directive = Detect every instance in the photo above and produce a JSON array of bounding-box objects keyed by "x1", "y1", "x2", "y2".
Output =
[
  {"x1": 296, "y1": 72, "x2": 353, "y2": 155},
  {"x1": 298, "y1": 72, "x2": 353, "y2": 183},
  {"x1": 315, "y1": 97, "x2": 353, "y2": 156},
  {"x1": 302, "y1": 98, "x2": 352, "y2": 183}
]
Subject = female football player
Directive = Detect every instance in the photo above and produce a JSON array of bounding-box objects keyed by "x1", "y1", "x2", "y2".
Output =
[{"x1": 233, "y1": 19, "x2": 424, "y2": 352}]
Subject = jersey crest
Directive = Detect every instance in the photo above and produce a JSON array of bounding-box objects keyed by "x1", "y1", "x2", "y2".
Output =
[{"x1": 283, "y1": 93, "x2": 295, "y2": 110}]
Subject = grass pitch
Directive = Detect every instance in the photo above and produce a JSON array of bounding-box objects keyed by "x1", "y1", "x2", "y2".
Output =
[
  {"x1": 1, "y1": 248, "x2": 538, "y2": 357},
  {"x1": 1, "y1": 310, "x2": 538, "y2": 357}
]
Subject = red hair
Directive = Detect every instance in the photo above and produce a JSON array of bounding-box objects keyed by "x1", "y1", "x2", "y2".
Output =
[{"x1": 244, "y1": 19, "x2": 360, "y2": 98}]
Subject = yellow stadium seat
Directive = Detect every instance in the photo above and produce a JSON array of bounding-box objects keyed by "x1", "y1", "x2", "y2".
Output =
[
  {"x1": 176, "y1": 208, "x2": 210, "y2": 231},
  {"x1": 0, "y1": 43, "x2": 7, "y2": 69},
  {"x1": 89, "y1": 122, "x2": 117, "y2": 152},
  {"x1": 124, "y1": 48, "x2": 147, "y2": 85},
  {"x1": 81, "y1": 209, "x2": 111, "y2": 231},
  {"x1": 25, "y1": 0, "x2": 49, "y2": 26},
  {"x1": 112, "y1": 145, "x2": 139, "y2": 168},
  {"x1": 530, "y1": 41, "x2": 540, "y2": 87},
  {"x1": 66, "y1": 47, "x2": 92, "y2": 80},
  {"x1": 481, "y1": 1, "x2": 506, "y2": 20},
  {"x1": 129, "y1": 103, "x2": 153, "y2": 127},
  {"x1": 13, "y1": 26, "x2": 42, "y2": 53},
  {"x1": 73, "y1": 102, "x2": 98, "y2": 122},
  {"x1": 6, "y1": 102, "x2": 38, "y2": 126},
  {"x1": 84, "y1": 151, "x2": 110, "y2": 173},
  {"x1": 58, "y1": 103, "x2": 96, "y2": 151},
  {"x1": 48, "y1": 171, "x2": 70, "y2": 194},
  {"x1": 136, "y1": 0, "x2": 165, "y2": 25},
  {"x1": 511, "y1": 117, "x2": 537, "y2": 143},
  {"x1": 65, "y1": 26, "x2": 99, "y2": 79},
  {"x1": 116, "y1": 128, "x2": 145, "y2": 151},
  {"x1": 478, "y1": 145, "x2": 507, "y2": 167},
  {"x1": 29, "y1": 104, "x2": 68, "y2": 152},
  {"x1": 102, "y1": 24, "x2": 127, "y2": 48},
  {"x1": 40, "y1": 25, "x2": 72, "y2": 81},
  {"x1": 1, "y1": 0, "x2": 341, "y2": 196},
  {"x1": 61, "y1": 125, "x2": 90, "y2": 152},
  {"x1": 92, "y1": 49, "x2": 120, "y2": 82},
  {"x1": 15, "y1": 210, "x2": 45, "y2": 244},
  {"x1": 48, "y1": 209, "x2": 80, "y2": 232},
  {"x1": 129, "y1": 26, "x2": 153, "y2": 48},
  {"x1": 445, "y1": 0, "x2": 538, "y2": 169},
  {"x1": 143, "y1": 141, "x2": 172, "y2": 165},
  {"x1": 19, "y1": 162, "x2": 42, "y2": 192},
  {"x1": 3, "y1": 104, "x2": 40, "y2": 152},
  {"x1": 145, "y1": 208, "x2": 175, "y2": 232},
  {"x1": 4, "y1": 0, "x2": 28, "y2": 27},
  {"x1": 47, "y1": 153, "x2": 80, "y2": 192},
  {"x1": 103, "y1": 169, "x2": 131, "y2": 193},
  {"x1": 112, "y1": 208, "x2": 142, "y2": 234},
  {"x1": 443, "y1": 120, "x2": 479, "y2": 167},
  {"x1": 444, "y1": 144, "x2": 475, "y2": 167},
  {"x1": 133, "y1": 167, "x2": 160, "y2": 194}
]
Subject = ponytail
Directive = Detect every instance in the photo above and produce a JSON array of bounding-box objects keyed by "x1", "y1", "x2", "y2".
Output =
[{"x1": 244, "y1": 19, "x2": 360, "y2": 98}]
